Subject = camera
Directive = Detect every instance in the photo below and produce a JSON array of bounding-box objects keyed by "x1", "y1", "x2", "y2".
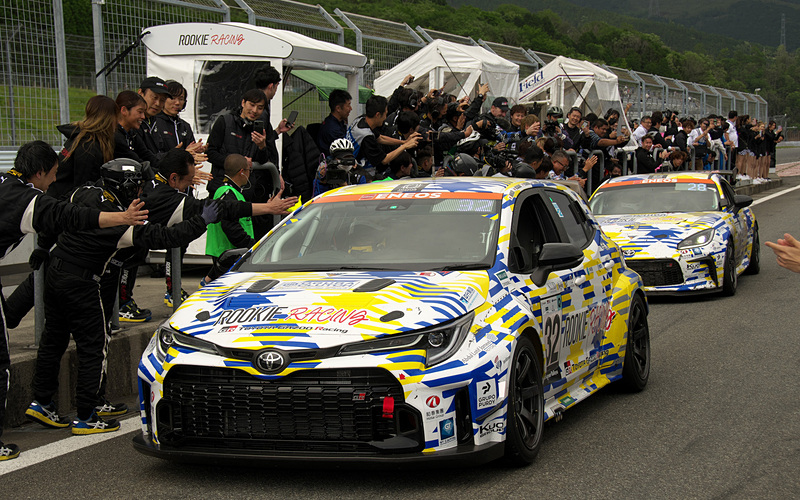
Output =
[
  {"x1": 543, "y1": 119, "x2": 560, "y2": 136},
  {"x1": 484, "y1": 148, "x2": 518, "y2": 174}
]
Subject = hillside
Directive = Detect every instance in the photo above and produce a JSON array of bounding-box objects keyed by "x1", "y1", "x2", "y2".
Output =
[{"x1": 450, "y1": 0, "x2": 799, "y2": 52}]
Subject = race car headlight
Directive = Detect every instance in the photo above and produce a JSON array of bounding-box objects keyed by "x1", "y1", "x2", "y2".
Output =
[
  {"x1": 337, "y1": 312, "x2": 474, "y2": 367},
  {"x1": 677, "y1": 228, "x2": 716, "y2": 249},
  {"x1": 156, "y1": 324, "x2": 219, "y2": 358}
]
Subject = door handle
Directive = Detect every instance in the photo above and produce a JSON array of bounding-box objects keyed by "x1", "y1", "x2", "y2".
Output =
[
  {"x1": 574, "y1": 274, "x2": 587, "y2": 286},
  {"x1": 604, "y1": 261, "x2": 614, "y2": 271}
]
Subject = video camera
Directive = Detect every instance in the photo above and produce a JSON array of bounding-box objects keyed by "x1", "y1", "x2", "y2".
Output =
[{"x1": 543, "y1": 119, "x2": 560, "y2": 136}]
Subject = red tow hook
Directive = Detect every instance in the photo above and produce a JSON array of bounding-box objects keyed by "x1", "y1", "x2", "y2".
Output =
[{"x1": 382, "y1": 396, "x2": 395, "y2": 419}]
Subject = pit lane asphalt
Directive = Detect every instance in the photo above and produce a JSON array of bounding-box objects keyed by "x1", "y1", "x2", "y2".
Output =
[{"x1": 2, "y1": 180, "x2": 799, "y2": 499}]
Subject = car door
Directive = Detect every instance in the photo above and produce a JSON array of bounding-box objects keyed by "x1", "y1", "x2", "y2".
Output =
[
  {"x1": 541, "y1": 188, "x2": 611, "y2": 379},
  {"x1": 506, "y1": 188, "x2": 571, "y2": 388},
  {"x1": 718, "y1": 178, "x2": 748, "y2": 266}
]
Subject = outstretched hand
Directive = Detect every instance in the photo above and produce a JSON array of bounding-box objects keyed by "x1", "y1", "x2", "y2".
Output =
[{"x1": 766, "y1": 233, "x2": 800, "y2": 273}]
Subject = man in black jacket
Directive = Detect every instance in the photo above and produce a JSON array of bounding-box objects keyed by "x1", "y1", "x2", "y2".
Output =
[
  {"x1": 26, "y1": 158, "x2": 217, "y2": 436},
  {"x1": 141, "y1": 149, "x2": 297, "y2": 306},
  {"x1": 0, "y1": 141, "x2": 146, "y2": 459}
]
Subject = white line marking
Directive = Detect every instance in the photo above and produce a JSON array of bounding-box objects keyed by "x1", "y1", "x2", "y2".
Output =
[
  {"x1": 0, "y1": 418, "x2": 140, "y2": 475},
  {"x1": 753, "y1": 183, "x2": 800, "y2": 206}
]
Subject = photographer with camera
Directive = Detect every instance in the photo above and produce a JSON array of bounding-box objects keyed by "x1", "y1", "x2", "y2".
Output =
[
  {"x1": 437, "y1": 102, "x2": 474, "y2": 164},
  {"x1": 541, "y1": 106, "x2": 572, "y2": 150},
  {"x1": 313, "y1": 139, "x2": 367, "y2": 195}
]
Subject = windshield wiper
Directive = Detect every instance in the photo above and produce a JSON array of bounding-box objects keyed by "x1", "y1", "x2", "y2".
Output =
[{"x1": 435, "y1": 264, "x2": 486, "y2": 271}]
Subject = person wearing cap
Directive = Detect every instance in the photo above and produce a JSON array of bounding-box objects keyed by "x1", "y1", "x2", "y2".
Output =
[
  {"x1": 136, "y1": 76, "x2": 172, "y2": 159},
  {"x1": 0, "y1": 141, "x2": 147, "y2": 460},
  {"x1": 490, "y1": 97, "x2": 510, "y2": 119},
  {"x1": 27, "y1": 157, "x2": 221, "y2": 436}
]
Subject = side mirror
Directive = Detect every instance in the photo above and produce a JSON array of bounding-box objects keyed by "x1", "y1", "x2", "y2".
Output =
[
  {"x1": 531, "y1": 242, "x2": 584, "y2": 287},
  {"x1": 218, "y1": 247, "x2": 249, "y2": 272},
  {"x1": 733, "y1": 194, "x2": 753, "y2": 210},
  {"x1": 509, "y1": 245, "x2": 533, "y2": 274}
]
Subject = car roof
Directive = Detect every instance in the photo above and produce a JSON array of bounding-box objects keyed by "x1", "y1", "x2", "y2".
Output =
[
  {"x1": 313, "y1": 177, "x2": 572, "y2": 201},
  {"x1": 598, "y1": 171, "x2": 732, "y2": 188}
]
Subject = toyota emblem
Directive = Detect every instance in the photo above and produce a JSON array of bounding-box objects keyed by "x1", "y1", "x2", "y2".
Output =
[
  {"x1": 622, "y1": 249, "x2": 636, "y2": 258},
  {"x1": 255, "y1": 350, "x2": 285, "y2": 373}
]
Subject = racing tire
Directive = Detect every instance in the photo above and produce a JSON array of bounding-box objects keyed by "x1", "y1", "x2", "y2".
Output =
[
  {"x1": 620, "y1": 293, "x2": 650, "y2": 392},
  {"x1": 504, "y1": 335, "x2": 544, "y2": 466},
  {"x1": 721, "y1": 244, "x2": 738, "y2": 296},
  {"x1": 744, "y1": 228, "x2": 760, "y2": 275}
]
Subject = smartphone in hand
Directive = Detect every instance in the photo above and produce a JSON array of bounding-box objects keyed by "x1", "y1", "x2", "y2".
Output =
[
  {"x1": 253, "y1": 119, "x2": 265, "y2": 133},
  {"x1": 286, "y1": 110, "x2": 299, "y2": 127}
]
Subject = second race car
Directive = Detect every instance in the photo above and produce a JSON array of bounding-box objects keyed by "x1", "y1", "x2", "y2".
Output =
[{"x1": 589, "y1": 172, "x2": 759, "y2": 295}]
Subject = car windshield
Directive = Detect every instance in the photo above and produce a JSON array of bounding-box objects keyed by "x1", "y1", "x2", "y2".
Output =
[
  {"x1": 590, "y1": 180, "x2": 720, "y2": 215},
  {"x1": 239, "y1": 194, "x2": 501, "y2": 272}
]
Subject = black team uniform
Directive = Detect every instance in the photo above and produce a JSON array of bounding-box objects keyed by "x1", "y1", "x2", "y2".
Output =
[
  {"x1": 0, "y1": 167, "x2": 105, "y2": 457},
  {"x1": 28, "y1": 160, "x2": 218, "y2": 434}
]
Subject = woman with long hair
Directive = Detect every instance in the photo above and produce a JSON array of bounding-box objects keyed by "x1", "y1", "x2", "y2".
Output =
[
  {"x1": 49, "y1": 95, "x2": 118, "y2": 199},
  {"x1": 735, "y1": 114, "x2": 754, "y2": 180}
]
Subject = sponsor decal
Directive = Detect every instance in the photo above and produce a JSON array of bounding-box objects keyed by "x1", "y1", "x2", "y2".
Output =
[
  {"x1": 494, "y1": 356, "x2": 502, "y2": 370},
  {"x1": 460, "y1": 338, "x2": 495, "y2": 364},
  {"x1": 353, "y1": 393, "x2": 366, "y2": 401},
  {"x1": 559, "y1": 395, "x2": 577, "y2": 406},
  {"x1": 477, "y1": 379, "x2": 497, "y2": 410},
  {"x1": 425, "y1": 408, "x2": 446, "y2": 420},
  {"x1": 439, "y1": 417, "x2": 455, "y2": 445},
  {"x1": 459, "y1": 287, "x2": 480, "y2": 309},
  {"x1": 686, "y1": 262, "x2": 703, "y2": 271},
  {"x1": 479, "y1": 418, "x2": 505, "y2": 438},
  {"x1": 214, "y1": 306, "x2": 287, "y2": 326},
  {"x1": 425, "y1": 395, "x2": 441, "y2": 408},
  {"x1": 177, "y1": 33, "x2": 245, "y2": 46},
  {"x1": 494, "y1": 270, "x2": 511, "y2": 286},
  {"x1": 287, "y1": 307, "x2": 368, "y2": 326},
  {"x1": 546, "y1": 279, "x2": 565, "y2": 293},
  {"x1": 360, "y1": 192, "x2": 441, "y2": 200},
  {"x1": 274, "y1": 280, "x2": 360, "y2": 290},
  {"x1": 641, "y1": 178, "x2": 677, "y2": 184}
]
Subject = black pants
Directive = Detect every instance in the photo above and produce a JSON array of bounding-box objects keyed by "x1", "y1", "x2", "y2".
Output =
[
  {"x1": 0, "y1": 283, "x2": 9, "y2": 440},
  {"x1": 165, "y1": 246, "x2": 187, "y2": 294},
  {"x1": 4, "y1": 270, "x2": 35, "y2": 330},
  {"x1": 119, "y1": 248, "x2": 147, "y2": 305},
  {"x1": 33, "y1": 266, "x2": 109, "y2": 419}
]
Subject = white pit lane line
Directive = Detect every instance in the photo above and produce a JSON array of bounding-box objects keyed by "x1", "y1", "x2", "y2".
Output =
[
  {"x1": 0, "y1": 417, "x2": 140, "y2": 475},
  {"x1": 752, "y1": 183, "x2": 800, "y2": 206}
]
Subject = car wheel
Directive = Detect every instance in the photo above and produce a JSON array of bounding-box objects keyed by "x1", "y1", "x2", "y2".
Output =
[
  {"x1": 744, "y1": 228, "x2": 760, "y2": 275},
  {"x1": 620, "y1": 293, "x2": 650, "y2": 392},
  {"x1": 721, "y1": 244, "x2": 737, "y2": 296},
  {"x1": 504, "y1": 335, "x2": 544, "y2": 466}
]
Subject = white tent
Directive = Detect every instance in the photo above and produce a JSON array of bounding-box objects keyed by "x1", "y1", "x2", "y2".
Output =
[
  {"x1": 141, "y1": 22, "x2": 366, "y2": 260},
  {"x1": 373, "y1": 39, "x2": 519, "y2": 102},
  {"x1": 518, "y1": 56, "x2": 620, "y2": 117},
  {"x1": 143, "y1": 22, "x2": 366, "y2": 140}
]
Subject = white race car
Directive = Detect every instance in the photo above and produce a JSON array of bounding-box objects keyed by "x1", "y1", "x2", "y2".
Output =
[
  {"x1": 589, "y1": 172, "x2": 759, "y2": 295},
  {"x1": 134, "y1": 177, "x2": 650, "y2": 466}
]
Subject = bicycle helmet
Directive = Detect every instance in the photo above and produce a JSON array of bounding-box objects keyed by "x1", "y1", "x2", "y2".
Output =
[{"x1": 546, "y1": 106, "x2": 564, "y2": 118}]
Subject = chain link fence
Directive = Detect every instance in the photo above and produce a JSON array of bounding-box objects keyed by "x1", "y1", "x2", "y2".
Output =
[
  {"x1": 0, "y1": 0, "x2": 775, "y2": 150},
  {"x1": 0, "y1": 0, "x2": 65, "y2": 147}
]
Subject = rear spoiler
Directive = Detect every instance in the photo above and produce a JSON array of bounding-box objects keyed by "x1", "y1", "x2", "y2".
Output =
[{"x1": 706, "y1": 169, "x2": 739, "y2": 185}]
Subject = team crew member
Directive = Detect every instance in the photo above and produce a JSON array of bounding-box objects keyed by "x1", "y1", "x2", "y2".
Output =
[
  {"x1": 140, "y1": 149, "x2": 297, "y2": 306},
  {"x1": 204, "y1": 154, "x2": 257, "y2": 284},
  {"x1": 0, "y1": 141, "x2": 147, "y2": 460},
  {"x1": 26, "y1": 158, "x2": 218, "y2": 436},
  {"x1": 49, "y1": 95, "x2": 118, "y2": 200}
]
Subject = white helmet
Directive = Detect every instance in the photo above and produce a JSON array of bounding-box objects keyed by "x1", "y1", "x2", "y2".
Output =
[{"x1": 329, "y1": 138, "x2": 354, "y2": 155}]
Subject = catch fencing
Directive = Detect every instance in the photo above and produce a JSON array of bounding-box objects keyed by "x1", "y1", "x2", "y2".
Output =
[{"x1": 0, "y1": 0, "x2": 773, "y2": 151}]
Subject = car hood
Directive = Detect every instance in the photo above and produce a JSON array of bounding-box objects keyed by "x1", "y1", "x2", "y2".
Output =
[
  {"x1": 170, "y1": 271, "x2": 490, "y2": 350},
  {"x1": 595, "y1": 212, "x2": 721, "y2": 248}
]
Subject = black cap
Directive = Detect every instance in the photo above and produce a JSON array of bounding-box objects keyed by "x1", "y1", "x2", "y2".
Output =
[
  {"x1": 491, "y1": 97, "x2": 509, "y2": 111},
  {"x1": 140, "y1": 76, "x2": 171, "y2": 95}
]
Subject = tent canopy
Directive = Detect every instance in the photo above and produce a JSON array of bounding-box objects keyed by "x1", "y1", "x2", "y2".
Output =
[
  {"x1": 291, "y1": 70, "x2": 373, "y2": 104},
  {"x1": 373, "y1": 39, "x2": 519, "y2": 102},
  {"x1": 519, "y1": 55, "x2": 620, "y2": 117}
]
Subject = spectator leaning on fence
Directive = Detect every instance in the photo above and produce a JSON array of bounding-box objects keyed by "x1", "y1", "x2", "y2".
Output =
[
  {"x1": 317, "y1": 89, "x2": 353, "y2": 155},
  {"x1": 631, "y1": 115, "x2": 651, "y2": 146}
]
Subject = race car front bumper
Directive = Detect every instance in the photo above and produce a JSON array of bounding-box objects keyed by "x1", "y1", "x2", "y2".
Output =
[{"x1": 132, "y1": 433, "x2": 505, "y2": 467}]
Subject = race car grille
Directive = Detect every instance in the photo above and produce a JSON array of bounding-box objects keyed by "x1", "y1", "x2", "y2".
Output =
[
  {"x1": 157, "y1": 366, "x2": 422, "y2": 454},
  {"x1": 626, "y1": 259, "x2": 684, "y2": 286}
]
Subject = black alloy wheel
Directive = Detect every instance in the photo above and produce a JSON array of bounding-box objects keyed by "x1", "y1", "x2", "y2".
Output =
[
  {"x1": 504, "y1": 335, "x2": 544, "y2": 466},
  {"x1": 721, "y1": 244, "x2": 738, "y2": 296},
  {"x1": 744, "y1": 228, "x2": 760, "y2": 275},
  {"x1": 621, "y1": 293, "x2": 650, "y2": 392}
]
